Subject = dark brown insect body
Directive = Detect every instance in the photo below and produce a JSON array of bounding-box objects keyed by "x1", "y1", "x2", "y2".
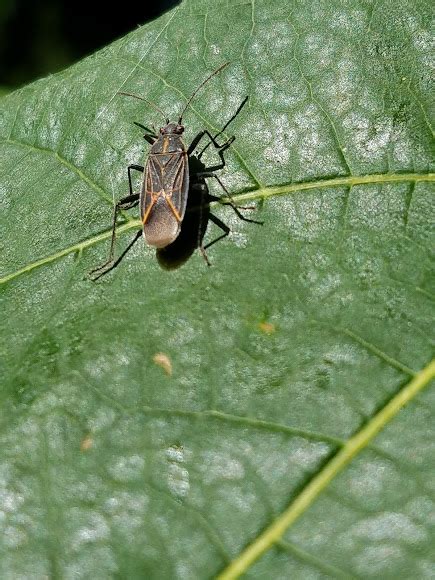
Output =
[
  {"x1": 142, "y1": 123, "x2": 188, "y2": 248},
  {"x1": 89, "y1": 66, "x2": 261, "y2": 280}
]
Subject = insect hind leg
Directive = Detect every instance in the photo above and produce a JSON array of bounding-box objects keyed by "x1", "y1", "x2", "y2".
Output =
[
  {"x1": 199, "y1": 213, "x2": 231, "y2": 266},
  {"x1": 199, "y1": 173, "x2": 263, "y2": 225},
  {"x1": 89, "y1": 193, "x2": 140, "y2": 280},
  {"x1": 89, "y1": 229, "x2": 142, "y2": 281}
]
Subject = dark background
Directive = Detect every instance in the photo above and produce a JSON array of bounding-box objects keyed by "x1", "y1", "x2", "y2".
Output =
[{"x1": 0, "y1": 0, "x2": 179, "y2": 89}]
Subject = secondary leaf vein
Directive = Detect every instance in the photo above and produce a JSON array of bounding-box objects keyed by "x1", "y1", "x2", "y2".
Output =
[
  {"x1": 1, "y1": 137, "x2": 114, "y2": 205},
  {"x1": 217, "y1": 358, "x2": 435, "y2": 579}
]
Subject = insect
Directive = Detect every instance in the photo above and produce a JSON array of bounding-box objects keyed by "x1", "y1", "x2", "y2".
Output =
[
  {"x1": 157, "y1": 96, "x2": 259, "y2": 269},
  {"x1": 90, "y1": 63, "x2": 260, "y2": 280}
]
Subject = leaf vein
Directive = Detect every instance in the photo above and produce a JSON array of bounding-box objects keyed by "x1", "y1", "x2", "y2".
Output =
[
  {"x1": 1, "y1": 137, "x2": 114, "y2": 205},
  {"x1": 1, "y1": 172, "x2": 433, "y2": 284},
  {"x1": 74, "y1": 371, "x2": 343, "y2": 446},
  {"x1": 338, "y1": 327, "x2": 416, "y2": 376},
  {"x1": 276, "y1": 539, "x2": 358, "y2": 579},
  {"x1": 217, "y1": 358, "x2": 435, "y2": 579}
]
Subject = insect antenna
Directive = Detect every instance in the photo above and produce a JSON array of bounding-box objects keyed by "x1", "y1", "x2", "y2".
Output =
[
  {"x1": 178, "y1": 62, "x2": 230, "y2": 124},
  {"x1": 118, "y1": 92, "x2": 169, "y2": 123}
]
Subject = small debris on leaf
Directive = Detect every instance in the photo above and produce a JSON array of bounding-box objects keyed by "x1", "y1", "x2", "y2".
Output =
[
  {"x1": 153, "y1": 352, "x2": 172, "y2": 376},
  {"x1": 80, "y1": 434, "x2": 93, "y2": 452},
  {"x1": 258, "y1": 321, "x2": 276, "y2": 334}
]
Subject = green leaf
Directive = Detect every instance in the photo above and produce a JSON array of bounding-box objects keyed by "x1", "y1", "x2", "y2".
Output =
[{"x1": 1, "y1": 0, "x2": 434, "y2": 578}]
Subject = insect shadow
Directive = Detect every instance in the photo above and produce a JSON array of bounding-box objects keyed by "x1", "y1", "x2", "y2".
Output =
[
  {"x1": 157, "y1": 97, "x2": 261, "y2": 269},
  {"x1": 90, "y1": 88, "x2": 261, "y2": 279}
]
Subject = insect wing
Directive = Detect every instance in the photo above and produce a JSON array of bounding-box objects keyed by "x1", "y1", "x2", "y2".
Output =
[{"x1": 141, "y1": 145, "x2": 189, "y2": 248}]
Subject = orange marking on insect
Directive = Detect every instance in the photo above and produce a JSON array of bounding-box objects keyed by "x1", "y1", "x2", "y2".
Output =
[
  {"x1": 165, "y1": 196, "x2": 182, "y2": 221},
  {"x1": 172, "y1": 155, "x2": 185, "y2": 190},
  {"x1": 162, "y1": 137, "x2": 169, "y2": 154},
  {"x1": 142, "y1": 195, "x2": 158, "y2": 224}
]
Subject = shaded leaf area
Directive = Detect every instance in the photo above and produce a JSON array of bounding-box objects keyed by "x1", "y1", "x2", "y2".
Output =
[{"x1": 0, "y1": 0, "x2": 434, "y2": 578}]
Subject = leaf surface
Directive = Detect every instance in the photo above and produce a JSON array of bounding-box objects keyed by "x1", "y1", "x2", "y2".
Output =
[{"x1": 0, "y1": 1, "x2": 434, "y2": 578}]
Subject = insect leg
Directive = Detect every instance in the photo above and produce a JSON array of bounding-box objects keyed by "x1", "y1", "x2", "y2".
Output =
[
  {"x1": 187, "y1": 129, "x2": 233, "y2": 160},
  {"x1": 190, "y1": 130, "x2": 235, "y2": 173},
  {"x1": 189, "y1": 96, "x2": 249, "y2": 160},
  {"x1": 200, "y1": 213, "x2": 231, "y2": 264},
  {"x1": 201, "y1": 135, "x2": 235, "y2": 172},
  {"x1": 89, "y1": 193, "x2": 140, "y2": 280},
  {"x1": 133, "y1": 122, "x2": 157, "y2": 144},
  {"x1": 133, "y1": 121, "x2": 150, "y2": 132},
  {"x1": 187, "y1": 130, "x2": 209, "y2": 155},
  {"x1": 198, "y1": 172, "x2": 263, "y2": 224},
  {"x1": 128, "y1": 164, "x2": 144, "y2": 196},
  {"x1": 198, "y1": 96, "x2": 249, "y2": 159},
  {"x1": 90, "y1": 230, "x2": 142, "y2": 281},
  {"x1": 118, "y1": 194, "x2": 140, "y2": 210},
  {"x1": 192, "y1": 181, "x2": 212, "y2": 265},
  {"x1": 133, "y1": 121, "x2": 157, "y2": 136}
]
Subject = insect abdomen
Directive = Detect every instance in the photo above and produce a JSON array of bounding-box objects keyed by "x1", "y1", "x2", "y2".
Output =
[{"x1": 140, "y1": 135, "x2": 189, "y2": 248}]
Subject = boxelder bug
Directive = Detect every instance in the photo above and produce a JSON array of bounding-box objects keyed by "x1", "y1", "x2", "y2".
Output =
[
  {"x1": 90, "y1": 63, "x2": 261, "y2": 280},
  {"x1": 157, "y1": 96, "x2": 259, "y2": 269}
]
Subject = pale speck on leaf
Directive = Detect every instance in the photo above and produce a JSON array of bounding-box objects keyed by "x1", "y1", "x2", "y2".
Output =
[{"x1": 153, "y1": 352, "x2": 172, "y2": 375}]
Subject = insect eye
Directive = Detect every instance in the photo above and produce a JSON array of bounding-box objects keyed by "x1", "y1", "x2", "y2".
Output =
[
  {"x1": 176, "y1": 125, "x2": 184, "y2": 133},
  {"x1": 160, "y1": 127, "x2": 165, "y2": 134}
]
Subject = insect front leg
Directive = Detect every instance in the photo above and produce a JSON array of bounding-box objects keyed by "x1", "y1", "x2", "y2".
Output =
[
  {"x1": 204, "y1": 96, "x2": 249, "y2": 150},
  {"x1": 188, "y1": 130, "x2": 234, "y2": 172},
  {"x1": 128, "y1": 164, "x2": 144, "y2": 196},
  {"x1": 189, "y1": 95, "x2": 249, "y2": 162},
  {"x1": 188, "y1": 97, "x2": 244, "y2": 173},
  {"x1": 133, "y1": 122, "x2": 157, "y2": 144}
]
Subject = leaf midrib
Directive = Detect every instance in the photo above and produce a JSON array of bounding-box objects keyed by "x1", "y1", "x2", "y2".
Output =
[
  {"x1": 217, "y1": 358, "x2": 435, "y2": 579},
  {"x1": 1, "y1": 171, "x2": 433, "y2": 284}
]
